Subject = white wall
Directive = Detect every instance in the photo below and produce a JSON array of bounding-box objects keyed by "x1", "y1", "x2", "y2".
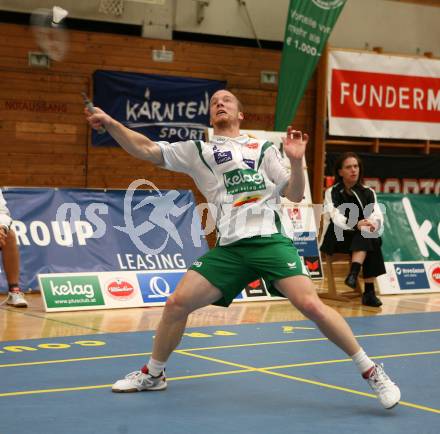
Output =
[
  {"x1": 0, "y1": 0, "x2": 439, "y2": 55},
  {"x1": 174, "y1": 0, "x2": 440, "y2": 56},
  {"x1": 0, "y1": 0, "x2": 146, "y2": 24},
  {"x1": 174, "y1": 0, "x2": 290, "y2": 42},
  {"x1": 330, "y1": 0, "x2": 440, "y2": 55}
]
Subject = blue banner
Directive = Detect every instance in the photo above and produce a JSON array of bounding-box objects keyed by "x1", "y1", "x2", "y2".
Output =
[
  {"x1": 92, "y1": 70, "x2": 226, "y2": 146},
  {"x1": 292, "y1": 232, "x2": 323, "y2": 278},
  {"x1": 0, "y1": 187, "x2": 208, "y2": 292}
]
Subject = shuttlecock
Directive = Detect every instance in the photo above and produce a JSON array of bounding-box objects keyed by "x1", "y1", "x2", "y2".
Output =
[{"x1": 51, "y1": 6, "x2": 68, "y2": 26}]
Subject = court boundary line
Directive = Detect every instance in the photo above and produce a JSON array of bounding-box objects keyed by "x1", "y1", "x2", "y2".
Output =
[
  {"x1": 2, "y1": 327, "x2": 440, "y2": 368},
  {"x1": 0, "y1": 369, "x2": 253, "y2": 398},
  {"x1": 176, "y1": 349, "x2": 440, "y2": 415},
  {"x1": 1, "y1": 349, "x2": 439, "y2": 415}
]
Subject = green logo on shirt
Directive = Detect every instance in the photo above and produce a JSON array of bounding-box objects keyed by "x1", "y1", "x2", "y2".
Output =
[{"x1": 223, "y1": 169, "x2": 266, "y2": 195}]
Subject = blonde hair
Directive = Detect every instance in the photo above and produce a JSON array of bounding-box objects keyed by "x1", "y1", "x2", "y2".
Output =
[{"x1": 210, "y1": 89, "x2": 244, "y2": 113}]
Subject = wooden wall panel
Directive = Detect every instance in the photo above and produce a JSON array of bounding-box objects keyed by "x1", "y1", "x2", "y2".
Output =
[{"x1": 0, "y1": 22, "x2": 316, "y2": 209}]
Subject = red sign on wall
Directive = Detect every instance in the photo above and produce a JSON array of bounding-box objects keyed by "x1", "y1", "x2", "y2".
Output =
[
  {"x1": 331, "y1": 69, "x2": 440, "y2": 123},
  {"x1": 328, "y1": 50, "x2": 440, "y2": 140}
]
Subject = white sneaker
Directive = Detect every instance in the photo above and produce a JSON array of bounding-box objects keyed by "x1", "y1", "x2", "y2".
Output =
[
  {"x1": 365, "y1": 364, "x2": 401, "y2": 409},
  {"x1": 6, "y1": 288, "x2": 28, "y2": 308},
  {"x1": 112, "y1": 366, "x2": 167, "y2": 393}
]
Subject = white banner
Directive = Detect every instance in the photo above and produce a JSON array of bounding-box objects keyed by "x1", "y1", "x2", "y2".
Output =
[
  {"x1": 378, "y1": 261, "x2": 440, "y2": 295},
  {"x1": 328, "y1": 50, "x2": 440, "y2": 140},
  {"x1": 38, "y1": 270, "x2": 277, "y2": 312}
]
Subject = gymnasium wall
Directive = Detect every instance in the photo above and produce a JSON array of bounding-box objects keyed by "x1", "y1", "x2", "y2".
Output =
[
  {"x1": 0, "y1": 22, "x2": 315, "y2": 195},
  {"x1": 330, "y1": 0, "x2": 440, "y2": 56},
  {"x1": 3, "y1": 1, "x2": 440, "y2": 56}
]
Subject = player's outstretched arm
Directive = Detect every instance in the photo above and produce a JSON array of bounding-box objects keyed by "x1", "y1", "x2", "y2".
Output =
[{"x1": 85, "y1": 107, "x2": 164, "y2": 166}]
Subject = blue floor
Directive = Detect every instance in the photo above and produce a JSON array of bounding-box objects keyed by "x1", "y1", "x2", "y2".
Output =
[{"x1": 1, "y1": 312, "x2": 439, "y2": 434}]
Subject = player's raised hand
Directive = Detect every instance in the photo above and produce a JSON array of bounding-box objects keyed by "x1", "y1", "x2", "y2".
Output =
[
  {"x1": 84, "y1": 106, "x2": 113, "y2": 132},
  {"x1": 282, "y1": 126, "x2": 309, "y2": 162}
]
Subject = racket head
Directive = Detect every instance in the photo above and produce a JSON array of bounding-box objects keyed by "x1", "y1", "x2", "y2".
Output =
[{"x1": 30, "y1": 8, "x2": 69, "y2": 62}]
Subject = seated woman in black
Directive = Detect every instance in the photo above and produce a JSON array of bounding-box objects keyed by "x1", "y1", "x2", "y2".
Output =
[{"x1": 320, "y1": 152, "x2": 385, "y2": 307}]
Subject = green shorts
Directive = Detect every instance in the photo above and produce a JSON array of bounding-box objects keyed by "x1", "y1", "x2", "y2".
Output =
[{"x1": 189, "y1": 233, "x2": 310, "y2": 307}]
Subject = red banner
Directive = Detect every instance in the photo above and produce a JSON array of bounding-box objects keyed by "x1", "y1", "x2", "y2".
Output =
[
  {"x1": 328, "y1": 50, "x2": 440, "y2": 140},
  {"x1": 331, "y1": 69, "x2": 440, "y2": 123}
]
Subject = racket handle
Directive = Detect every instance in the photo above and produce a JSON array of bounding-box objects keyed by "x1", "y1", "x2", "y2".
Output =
[{"x1": 81, "y1": 93, "x2": 106, "y2": 135}]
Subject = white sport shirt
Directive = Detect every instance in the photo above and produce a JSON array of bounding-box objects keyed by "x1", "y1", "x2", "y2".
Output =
[
  {"x1": 157, "y1": 134, "x2": 293, "y2": 245},
  {"x1": 0, "y1": 189, "x2": 12, "y2": 230}
]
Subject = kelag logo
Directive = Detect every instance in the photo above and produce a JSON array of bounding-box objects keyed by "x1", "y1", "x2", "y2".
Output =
[
  {"x1": 394, "y1": 263, "x2": 430, "y2": 290},
  {"x1": 223, "y1": 169, "x2": 266, "y2": 195},
  {"x1": 41, "y1": 275, "x2": 104, "y2": 308},
  {"x1": 137, "y1": 271, "x2": 185, "y2": 303}
]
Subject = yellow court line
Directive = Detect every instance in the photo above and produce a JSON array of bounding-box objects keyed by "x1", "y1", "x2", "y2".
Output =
[
  {"x1": 178, "y1": 350, "x2": 440, "y2": 415},
  {"x1": 257, "y1": 369, "x2": 440, "y2": 414},
  {"x1": 0, "y1": 369, "x2": 252, "y2": 398},
  {"x1": 182, "y1": 337, "x2": 328, "y2": 352},
  {"x1": 264, "y1": 358, "x2": 353, "y2": 370},
  {"x1": 174, "y1": 327, "x2": 440, "y2": 352},
  {"x1": 355, "y1": 328, "x2": 440, "y2": 339},
  {"x1": 0, "y1": 384, "x2": 112, "y2": 397},
  {"x1": 2, "y1": 350, "x2": 440, "y2": 415},
  {"x1": 1, "y1": 327, "x2": 440, "y2": 369},
  {"x1": 373, "y1": 349, "x2": 440, "y2": 360},
  {"x1": 170, "y1": 369, "x2": 254, "y2": 381},
  {"x1": 6, "y1": 348, "x2": 438, "y2": 371},
  {"x1": 395, "y1": 401, "x2": 440, "y2": 414},
  {"x1": 262, "y1": 349, "x2": 440, "y2": 370},
  {"x1": 260, "y1": 369, "x2": 376, "y2": 398},
  {"x1": 0, "y1": 352, "x2": 152, "y2": 368},
  {"x1": 0, "y1": 338, "x2": 330, "y2": 368},
  {"x1": 176, "y1": 350, "x2": 255, "y2": 370}
]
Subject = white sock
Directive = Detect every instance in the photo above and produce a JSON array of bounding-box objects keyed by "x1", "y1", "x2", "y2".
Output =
[
  {"x1": 147, "y1": 358, "x2": 166, "y2": 377},
  {"x1": 351, "y1": 348, "x2": 375, "y2": 376}
]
